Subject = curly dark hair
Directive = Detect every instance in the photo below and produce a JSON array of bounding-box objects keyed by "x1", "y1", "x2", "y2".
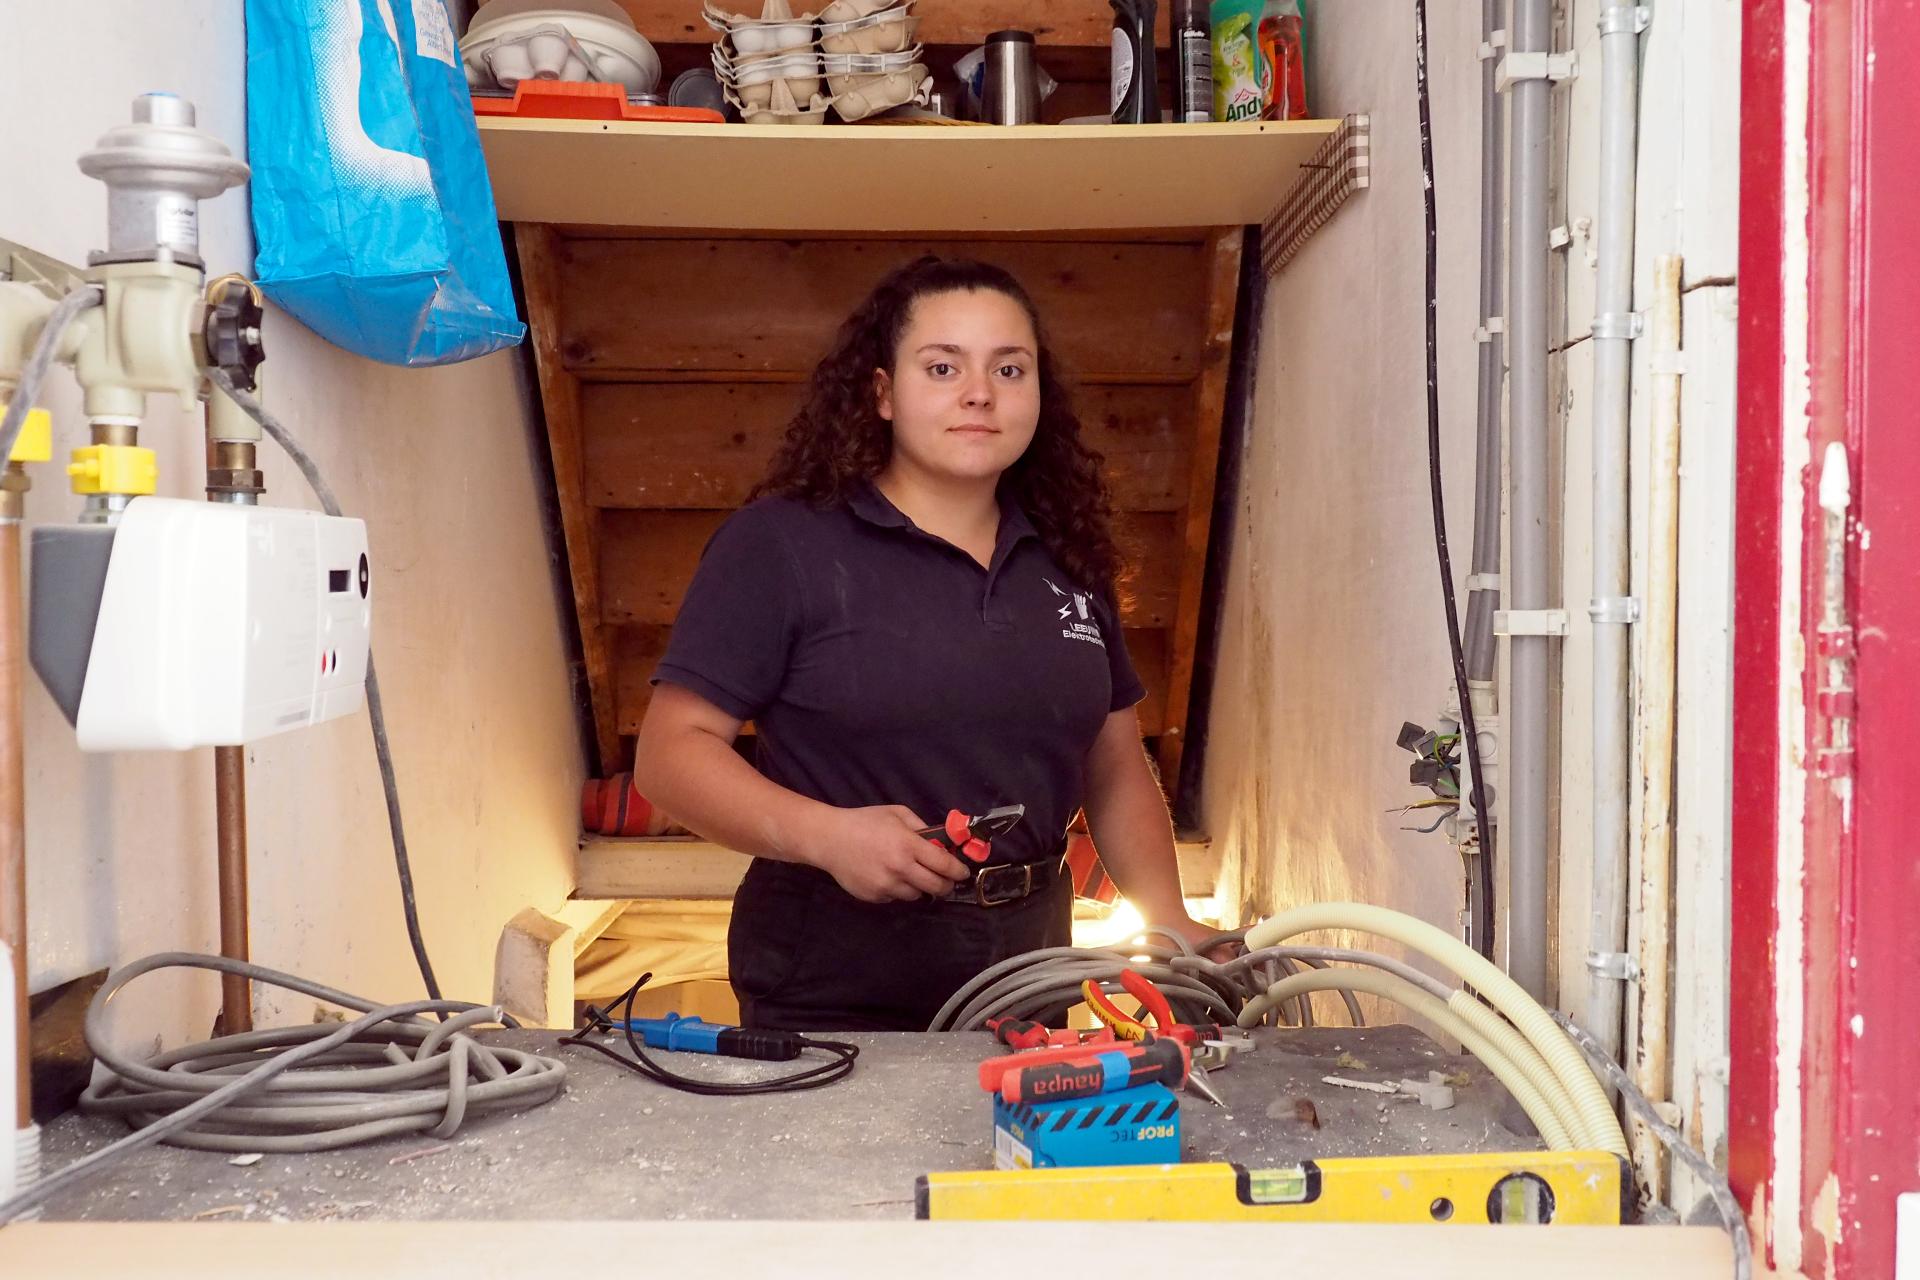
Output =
[{"x1": 751, "y1": 255, "x2": 1123, "y2": 602}]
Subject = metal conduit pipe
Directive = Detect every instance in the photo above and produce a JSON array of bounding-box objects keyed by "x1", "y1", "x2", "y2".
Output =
[
  {"x1": 1585, "y1": 0, "x2": 1647, "y2": 1070},
  {"x1": 1463, "y1": 0, "x2": 1508, "y2": 683},
  {"x1": 1460, "y1": 0, "x2": 1510, "y2": 958},
  {"x1": 1505, "y1": 0, "x2": 1554, "y2": 1000}
]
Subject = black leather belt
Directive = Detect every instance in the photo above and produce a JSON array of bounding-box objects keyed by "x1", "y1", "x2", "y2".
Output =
[{"x1": 939, "y1": 857, "x2": 1062, "y2": 908}]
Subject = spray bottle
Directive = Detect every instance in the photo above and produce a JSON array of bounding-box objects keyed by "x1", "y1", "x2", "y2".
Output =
[{"x1": 1109, "y1": 0, "x2": 1161, "y2": 124}]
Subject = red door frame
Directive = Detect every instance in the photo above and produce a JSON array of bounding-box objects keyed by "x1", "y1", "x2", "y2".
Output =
[{"x1": 1731, "y1": 1, "x2": 1920, "y2": 1275}]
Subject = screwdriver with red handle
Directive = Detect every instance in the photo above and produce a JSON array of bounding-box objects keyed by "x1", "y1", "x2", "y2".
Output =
[{"x1": 997, "y1": 1038, "x2": 1191, "y2": 1106}]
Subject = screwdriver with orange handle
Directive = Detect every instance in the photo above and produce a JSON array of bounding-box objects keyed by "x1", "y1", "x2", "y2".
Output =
[{"x1": 996, "y1": 1038, "x2": 1192, "y2": 1106}]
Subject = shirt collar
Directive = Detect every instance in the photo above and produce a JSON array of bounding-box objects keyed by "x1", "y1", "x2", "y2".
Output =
[{"x1": 849, "y1": 479, "x2": 1039, "y2": 547}]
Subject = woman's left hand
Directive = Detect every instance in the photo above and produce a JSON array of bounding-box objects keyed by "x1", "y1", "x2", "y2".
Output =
[{"x1": 1167, "y1": 916, "x2": 1239, "y2": 964}]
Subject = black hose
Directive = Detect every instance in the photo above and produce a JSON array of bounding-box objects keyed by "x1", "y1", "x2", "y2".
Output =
[{"x1": 1414, "y1": 0, "x2": 1496, "y2": 958}]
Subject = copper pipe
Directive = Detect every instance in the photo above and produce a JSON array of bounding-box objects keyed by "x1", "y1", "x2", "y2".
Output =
[
  {"x1": 0, "y1": 479, "x2": 28, "y2": 1126},
  {"x1": 207, "y1": 426, "x2": 257, "y2": 1034},
  {"x1": 214, "y1": 745, "x2": 251, "y2": 1034}
]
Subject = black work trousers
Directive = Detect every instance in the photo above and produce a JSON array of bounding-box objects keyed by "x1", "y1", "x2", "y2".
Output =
[{"x1": 728, "y1": 858, "x2": 1071, "y2": 1033}]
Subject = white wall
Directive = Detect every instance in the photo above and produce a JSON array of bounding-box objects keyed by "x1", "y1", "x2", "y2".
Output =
[
  {"x1": 0, "y1": 2, "x2": 583, "y2": 1049},
  {"x1": 1553, "y1": 0, "x2": 1742, "y2": 1211},
  {"x1": 1201, "y1": 0, "x2": 1486, "y2": 975}
]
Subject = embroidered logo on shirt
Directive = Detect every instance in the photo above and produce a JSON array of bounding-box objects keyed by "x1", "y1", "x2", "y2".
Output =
[{"x1": 1044, "y1": 579, "x2": 1107, "y2": 650}]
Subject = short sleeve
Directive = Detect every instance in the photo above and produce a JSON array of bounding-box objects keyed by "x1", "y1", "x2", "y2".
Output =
[
  {"x1": 1094, "y1": 592, "x2": 1147, "y2": 713},
  {"x1": 651, "y1": 505, "x2": 801, "y2": 721}
]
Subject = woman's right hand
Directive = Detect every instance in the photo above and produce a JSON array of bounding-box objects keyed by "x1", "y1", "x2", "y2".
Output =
[{"x1": 803, "y1": 805, "x2": 972, "y2": 903}]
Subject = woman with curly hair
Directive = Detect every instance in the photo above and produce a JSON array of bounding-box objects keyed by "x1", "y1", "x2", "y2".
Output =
[{"x1": 634, "y1": 255, "x2": 1210, "y2": 1031}]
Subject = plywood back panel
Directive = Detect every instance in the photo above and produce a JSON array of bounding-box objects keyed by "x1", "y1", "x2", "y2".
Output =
[
  {"x1": 553, "y1": 238, "x2": 1207, "y2": 380},
  {"x1": 579, "y1": 381, "x2": 1191, "y2": 511}
]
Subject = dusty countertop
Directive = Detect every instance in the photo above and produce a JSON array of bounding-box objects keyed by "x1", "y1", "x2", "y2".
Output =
[{"x1": 36, "y1": 1024, "x2": 1537, "y2": 1224}]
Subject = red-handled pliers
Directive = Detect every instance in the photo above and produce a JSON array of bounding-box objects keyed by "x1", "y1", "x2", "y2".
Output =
[
  {"x1": 919, "y1": 804, "x2": 1025, "y2": 864},
  {"x1": 1081, "y1": 970, "x2": 1230, "y2": 1107},
  {"x1": 1080, "y1": 968, "x2": 1176, "y2": 1042}
]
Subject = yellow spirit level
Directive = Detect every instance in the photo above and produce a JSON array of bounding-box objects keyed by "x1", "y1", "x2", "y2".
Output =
[{"x1": 916, "y1": 1151, "x2": 1630, "y2": 1225}]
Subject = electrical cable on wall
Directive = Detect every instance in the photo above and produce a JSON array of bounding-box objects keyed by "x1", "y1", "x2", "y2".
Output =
[
  {"x1": 206, "y1": 368, "x2": 442, "y2": 1004},
  {"x1": 1413, "y1": 0, "x2": 1496, "y2": 958}
]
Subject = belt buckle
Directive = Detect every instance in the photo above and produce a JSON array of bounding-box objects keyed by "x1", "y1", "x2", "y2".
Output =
[{"x1": 973, "y1": 862, "x2": 1033, "y2": 907}]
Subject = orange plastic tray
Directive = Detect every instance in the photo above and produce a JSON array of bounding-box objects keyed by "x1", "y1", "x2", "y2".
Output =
[{"x1": 472, "y1": 81, "x2": 725, "y2": 123}]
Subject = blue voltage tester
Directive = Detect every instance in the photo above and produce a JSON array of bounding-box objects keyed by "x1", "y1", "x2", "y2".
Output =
[{"x1": 608, "y1": 1012, "x2": 805, "y2": 1061}]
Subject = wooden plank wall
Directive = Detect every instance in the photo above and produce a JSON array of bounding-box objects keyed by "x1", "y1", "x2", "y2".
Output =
[{"x1": 522, "y1": 228, "x2": 1240, "y2": 789}]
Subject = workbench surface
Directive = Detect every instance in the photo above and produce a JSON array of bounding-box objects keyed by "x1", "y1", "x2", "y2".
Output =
[{"x1": 38, "y1": 1024, "x2": 1537, "y2": 1223}]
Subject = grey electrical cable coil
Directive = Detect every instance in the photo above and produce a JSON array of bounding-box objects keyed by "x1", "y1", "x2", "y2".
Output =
[
  {"x1": 926, "y1": 945, "x2": 1240, "y2": 1032},
  {"x1": 0, "y1": 954, "x2": 566, "y2": 1223},
  {"x1": 0, "y1": 285, "x2": 102, "y2": 460}
]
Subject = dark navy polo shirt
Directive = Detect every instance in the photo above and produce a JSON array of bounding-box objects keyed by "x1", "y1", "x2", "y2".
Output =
[{"x1": 652, "y1": 483, "x2": 1146, "y2": 867}]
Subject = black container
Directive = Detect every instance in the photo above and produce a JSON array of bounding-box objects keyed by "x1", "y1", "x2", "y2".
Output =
[
  {"x1": 1172, "y1": 0, "x2": 1212, "y2": 122},
  {"x1": 1108, "y1": 0, "x2": 1160, "y2": 124}
]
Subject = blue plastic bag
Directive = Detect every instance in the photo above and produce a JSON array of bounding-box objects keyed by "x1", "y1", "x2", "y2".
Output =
[{"x1": 245, "y1": 0, "x2": 525, "y2": 366}]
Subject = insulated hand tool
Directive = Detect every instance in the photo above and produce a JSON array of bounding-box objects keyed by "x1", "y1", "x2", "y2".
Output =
[
  {"x1": 986, "y1": 1020, "x2": 1121, "y2": 1050},
  {"x1": 608, "y1": 1012, "x2": 805, "y2": 1062},
  {"x1": 1081, "y1": 972, "x2": 1232, "y2": 1107},
  {"x1": 986, "y1": 1016, "x2": 1053, "y2": 1050},
  {"x1": 998, "y1": 1038, "x2": 1191, "y2": 1106},
  {"x1": 978, "y1": 1038, "x2": 1138, "y2": 1092},
  {"x1": 1081, "y1": 968, "x2": 1176, "y2": 1041},
  {"x1": 919, "y1": 804, "x2": 1025, "y2": 864}
]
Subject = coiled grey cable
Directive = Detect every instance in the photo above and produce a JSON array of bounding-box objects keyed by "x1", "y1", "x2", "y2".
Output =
[{"x1": 0, "y1": 953, "x2": 566, "y2": 1223}]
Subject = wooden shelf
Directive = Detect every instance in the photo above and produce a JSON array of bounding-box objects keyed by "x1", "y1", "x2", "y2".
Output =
[{"x1": 477, "y1": 118, "x2": 1340, "y2": 233}]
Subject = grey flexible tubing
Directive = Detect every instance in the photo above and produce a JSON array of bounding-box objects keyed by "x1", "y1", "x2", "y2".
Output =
[
  {"x1": 0, "y1": 953, "x2": 566, "y2": 1223},
  {"x1": 0, "y1": 285, "x2": 101, "y2": 460},
  {"x1": 928, "y1": 946, "x2": 1238, "y2": 1031}
]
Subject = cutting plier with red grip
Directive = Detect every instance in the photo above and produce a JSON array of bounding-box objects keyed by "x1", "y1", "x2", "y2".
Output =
[
  {"x1": 1080, "y1": 969, "x2": 1230, "y2": 1107},
  {"x1": 918, "y1": 804, "x2": 1025, "y2": 864}
]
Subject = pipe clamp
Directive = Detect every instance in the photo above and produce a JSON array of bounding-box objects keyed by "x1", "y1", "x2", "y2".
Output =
[
  {"x1": 1598, "y1": 6, "x2": 1653, "y2": 36},
  {"x1": 1588, "y1": 596, "x2": 1641, "y2": 625},
  {"x1": 1587, "y1": 951, "x2": 1640, "y2": 982},
  {"x1": 1591, "y1": 310, "x2": 1644, "y2": 341}
]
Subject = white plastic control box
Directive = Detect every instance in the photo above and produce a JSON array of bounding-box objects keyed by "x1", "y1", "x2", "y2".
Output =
[{"x1": 34, "y1": 497, "x2": 372, "y2": 751}]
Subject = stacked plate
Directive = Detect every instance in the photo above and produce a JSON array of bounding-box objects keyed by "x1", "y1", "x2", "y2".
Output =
[{"x1": 461, "y1": 0, "x2": 662, "y2": 94}]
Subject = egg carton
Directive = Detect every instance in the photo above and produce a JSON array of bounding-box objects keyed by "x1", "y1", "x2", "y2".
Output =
[
  {"x1": 702, "y1": 0, "x2": 818, "y2": 54},
  {"x1": 818, "y1": 0, "x2": 917, "y2": 55},
  {"x1": 732, "y1": 74, "x2": 831, "y2": 125},
  {"x1": 711, "y1": 42, "x2": 825, "y2": 110},
  {"x1": 827, "y1": 58, "x2": 931, "y2": 122}
]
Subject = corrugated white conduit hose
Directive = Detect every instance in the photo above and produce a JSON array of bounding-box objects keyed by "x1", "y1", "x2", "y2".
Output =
[{"x1": 1242, "y1": 903, "x2": 1626, "y2": 1156}]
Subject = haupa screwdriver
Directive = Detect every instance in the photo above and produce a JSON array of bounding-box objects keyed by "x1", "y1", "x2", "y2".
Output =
[{"x1": 998, "y1": 1038, "x2": 1191, "y2": 1106}]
